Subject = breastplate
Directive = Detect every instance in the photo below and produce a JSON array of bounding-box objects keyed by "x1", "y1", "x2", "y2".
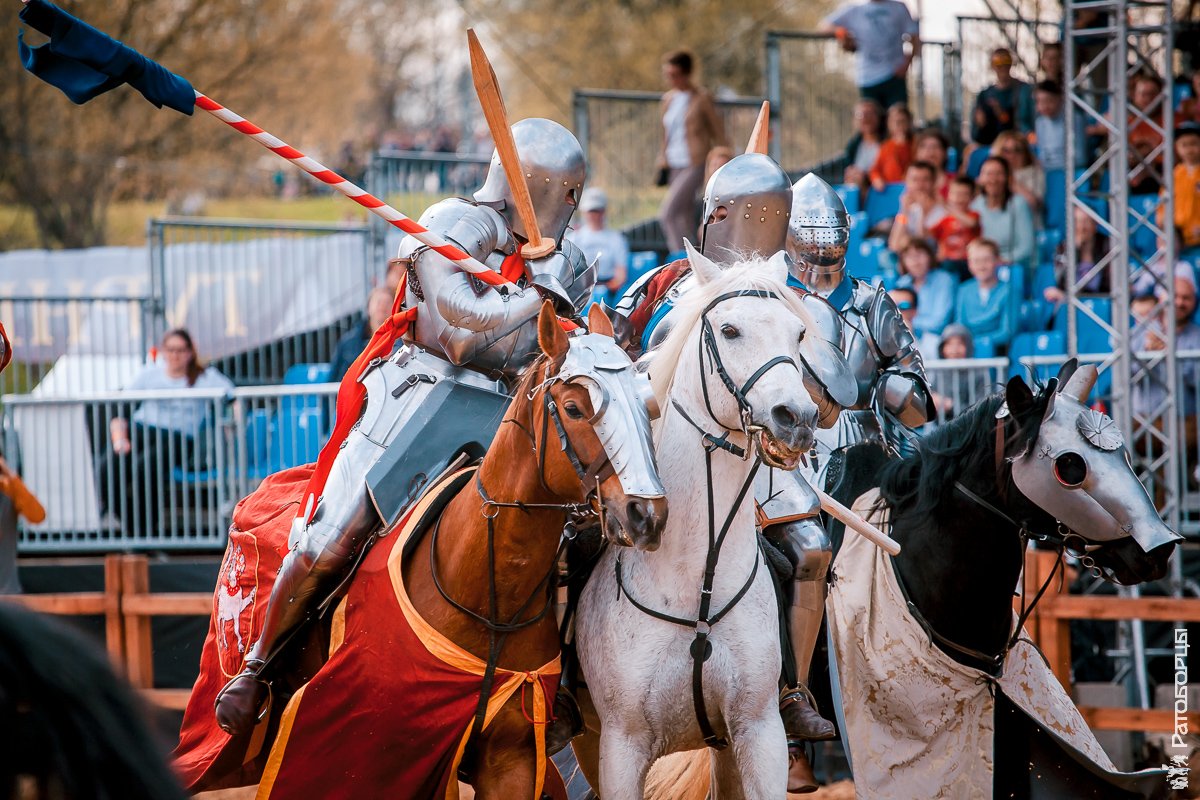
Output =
[{"x1": 840, "y1": 298, "x2": 882, "y2": 411}]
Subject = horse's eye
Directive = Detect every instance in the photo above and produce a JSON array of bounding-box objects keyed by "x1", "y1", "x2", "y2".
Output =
[
  {"x1": 720, "y1": 324, "x2": 739, "y2": 339},
  {"x1": 1053, "y1": 451, "x2": 1087, "y2": 488},
  {"x1": 563, "y1": 402, "x2": 585, "y2": 420}
]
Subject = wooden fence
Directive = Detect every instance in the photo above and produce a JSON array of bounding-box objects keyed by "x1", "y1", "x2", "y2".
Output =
[
  {"x1": 2, "y1": 554, "x2": 210, "y2": 710},
  {"x1": 5, "y1": 549, "x2": 1200, "y2": 733}
]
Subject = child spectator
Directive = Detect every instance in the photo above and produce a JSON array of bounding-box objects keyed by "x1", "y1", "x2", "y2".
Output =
[
  {"x1": 913, "y1": 128, "x2": 955, "y2": 198},
  {"x1": 955, "y1": 238, "x2": 1012, "y2": 354},
  {"x1": 869, "y1": 103, "x2": 914, "y2": 190},
  {"x1": 929, "y1": 175, "x2": 982, "y2": 278},
  {"x1": 992, "y1": 131, "x2": 1045, "y2": 215},
  {"x1": 895, "y1": 239, "x2": 958, "y2": 346},
  {"x1": 844, "y1": 99, "x2": 885, "y2": 188},
  {"x1": 933, "y1": 323, "x2": 982, "y2": 419},
  {"x1": 886, "y1": 161, "x2": 946, "y2": 253},
  {"x1": 970, "y1": 156, "x2": 1036, "y2": 277},
  {"x1": 938, "y1": 323, "x2": 976, "y2": 360},
  {"x1": 1033, "y1": 80, "x2": 1086, "y2": 171},
  {"x1": 969, "y1": 48, "x2": 1035, "y2": 149},
  {"x1": 1170, "y1": 122, "x2": 1200, "y2": 254},
  {"x1": 1039, "y1": 42, "x2": 1063, "y2": 85}
]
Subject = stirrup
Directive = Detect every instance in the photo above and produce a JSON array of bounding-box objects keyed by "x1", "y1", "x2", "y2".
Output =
[{"x1": 214, "y1": 663, "x2": 273, "y2": 733}]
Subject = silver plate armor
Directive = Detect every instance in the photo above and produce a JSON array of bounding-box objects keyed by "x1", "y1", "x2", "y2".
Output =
[
  {"x1": 700, "y1": 153, "x2": 792, "y2": 263},
  {"x1": 398, "y1": 198, "x2": 544, "y2": 377},
  {"x1": 474, "y1": 118, "x2": 586, "y2": 246},
  {"x1": 787, "y1": 174, "x2": 849, "y2": 293},
  {"x1": 530, "y1": 237, "x2": 596, "y2": 315}
]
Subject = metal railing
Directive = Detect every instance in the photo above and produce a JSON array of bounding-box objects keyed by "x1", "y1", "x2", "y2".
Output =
[
  {"x1": 147, "y1": 218, "x2": 376, "y2": 385},
  {"x1": 2, "y1": 383, "x2": 337, "y2": 552},
  {"x1": 765, "y1": 32, "x2": 953, "y2": 170},
  {"x1": 365, "y1": 150, "x2": 492, "y2": 260},
  {"x1": 571, "y1": 89, "x2": 765, "y2": 232}
]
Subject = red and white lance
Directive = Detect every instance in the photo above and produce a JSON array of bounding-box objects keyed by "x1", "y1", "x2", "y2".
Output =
[{"x1": 193, "y1": 92, "x2": 509, "y2": 288}]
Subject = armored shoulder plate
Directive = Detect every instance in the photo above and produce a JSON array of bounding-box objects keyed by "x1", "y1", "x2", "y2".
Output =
[
  {"x1": 528, "y1": 237, "x2": 596, "y2": 315},
  {"x1": 847, "y1": 278, "x2": 877, "y2": 315},
  {"x1": 614, "y1": 264, "x2": 668, "y2": 318},
  {"x1": 868, "y1": 283, "x2": 916, "y2": 359},
  {"x1": 399, "y1": 198, "x2": 515, "y2": 265},
  {"x1": 797, "y1": 292, "x2": 856, "y2": 409}
]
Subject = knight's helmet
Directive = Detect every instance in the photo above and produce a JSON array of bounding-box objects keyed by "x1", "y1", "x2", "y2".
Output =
[
  {"x1": 699, "y1": 153, "x2": 792, "y2": 264},
  {"x1": 473, "y1": 118, "x2": 586, "y2": 246},
  {"x1": 787, "y1": 173, "x2": 850, "y2": 295}
]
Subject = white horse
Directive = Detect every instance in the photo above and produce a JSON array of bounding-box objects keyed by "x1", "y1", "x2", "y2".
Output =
[{"x1": 576, "y1": 242, "x2": 820, "y2": 799}]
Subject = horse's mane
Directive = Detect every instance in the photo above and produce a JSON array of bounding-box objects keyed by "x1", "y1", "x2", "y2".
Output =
[
  {"x1": 647, "y1": 256, "x2": 815, "y2": 404},
  {"x1": 878, "y1": 384, "x2": 1052, "y2": 521}
]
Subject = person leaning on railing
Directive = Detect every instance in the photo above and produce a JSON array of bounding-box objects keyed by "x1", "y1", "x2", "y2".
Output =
[
  {"x1": 98, "y1": 329, "x2": 232, "y2": 537},
  {"x1": 0, "y1": 455, "x2": 44, "y2": 595}
]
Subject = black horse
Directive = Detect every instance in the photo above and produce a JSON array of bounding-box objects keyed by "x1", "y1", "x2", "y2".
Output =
[{"x1": 823, "y1": 363, "x2": 1179, "y2": 799}]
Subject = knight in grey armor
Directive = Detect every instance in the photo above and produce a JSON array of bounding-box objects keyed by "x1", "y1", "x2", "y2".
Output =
[
  {"x1": 762, "y1": 174, "x2": 934, "y2": 788},
  {"x1": 214, "y1": 119, "x2": 593, "y2": 736},
  {"x1": 614, "y1": 155, "x2": 860, "y2": 790}
]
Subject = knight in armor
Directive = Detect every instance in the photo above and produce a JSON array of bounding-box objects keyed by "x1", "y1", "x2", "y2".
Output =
[
  {"x1": 617, "y1": 155, "x2": 861, "y2": 793},
  {"x1": 214, "y1": 119, "x2": 593, "y2": 736}
]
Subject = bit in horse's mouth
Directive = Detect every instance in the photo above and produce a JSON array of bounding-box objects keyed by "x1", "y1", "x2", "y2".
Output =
[{"x1": 756, "y1": 429, "x2": 802, "y2": 470}]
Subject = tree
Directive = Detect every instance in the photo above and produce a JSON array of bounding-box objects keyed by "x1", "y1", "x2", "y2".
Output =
[{"x1": 0, "y1": 0, "x2": 371, "y2": 249}]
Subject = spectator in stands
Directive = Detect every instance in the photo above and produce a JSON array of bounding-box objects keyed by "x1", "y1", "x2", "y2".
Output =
[
  {"x1": 968, "y1": 48, "x2": 1035, "y2": 152},
  {"x1": 0, "y1": 455, "x2": 43, "y2": 594},
  {"x1": 0, "y1": 603, "x2": 190, "y2": 800},
  {"x1": 99, "y1": 329, "x2": 233, "y2": 537},
  {"x1": 1044, "y1": 206, "x2": 1111, "y2": 304},
  {"x1": 930, "y1": 175, "x2": 982, "y2": 279},
  {"x1": 657, "y1": 49, "x2": 728, "y2": 252},
  {"x1": 1033, "y1": 80, "x2": 1086, "y2": 171},
  {"x1": 568, "y1": 187, "x2": 630, "y2": 305},
  {"x1": 955, "y1": 238, "x2": 1013, "y2": 354},
  {"x1": 870, "y1": 103, "x2": 915, "y2": 191},
  {"x1": 888, "y1": 286, "x2": 937, "y2": 356},
  {"x1": 843, "y1": 99, "x2": 885, "y2": 188},
  {"x1": 819, "y1": 0, "x2": 920, "y2": 111},
  {"x1": 886, "y1": 160, "x2": 945, "y2": 253},
  {"x1": 992, "y1": 131, "x2": 1045, "y2": 215},
  {"x1": 895, "y1": 239, "x2": 957, "y2": 350},
  {"x1": 1135, "y1": 232, "x2": 1199, "y2": 297},
  {"x1": 1169, "y1": 122, "x2": 1200, "y2": 254},
  {"x1": 913, "y1": 128, "x2": 955, "y2": 198},
  {"x1": 970, "y1": 157, "x2": 1036, "y2": 277},
  {"x1": 331, "y1": 287, "x2": 393, "y2": 381},
  {"x1": 1128, "y1": 72, "x2": 1166, "y2": 194},
  {"x1": 932, "y1": 323, "x2": 983, "y2": 420},
  {"x1": 1179, "y1": 71, "x2": 1200, "y2": 125},
  {"x1": 1039, "y1": 42, "x2": 1064, "y2": 86},
  {"x1": 1133, "y1": 275, "x2": 1200, "y2": 453}
]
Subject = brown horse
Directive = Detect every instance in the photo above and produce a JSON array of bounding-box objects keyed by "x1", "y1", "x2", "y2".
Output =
[{"x1": 246, "y1": 302, "x2": 667, "y2": 800}]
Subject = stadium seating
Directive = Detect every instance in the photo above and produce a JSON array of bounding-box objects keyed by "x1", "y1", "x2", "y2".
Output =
[
  {"x1": 629, "y1": 251, "x2": 659, "y2": 284},
  {"x1": 1044, "y1": 168, "x2": 1066, "y2": 232},
  {"x1": 865, "y1": 183, "x2": 904, "y2": 229},
  {"x1": 1037, "y1": 228, "x2": 1063, "y2": 264},
  {"x1": 836, "y1": 184, "x2": 862, "y2": 214},
  {"x1": 965, "y1": 147, "x2": 990, "y2": 179},
  {"x1": 1008, "y1": 330, "x2": 1066, "y2": 381},
  {"x1": 1128, "y1": 194, "x2": 1162, "y2": 260},
  {"x1": 1053, "y1": 297, "x2": 1113, "y2": 354}
]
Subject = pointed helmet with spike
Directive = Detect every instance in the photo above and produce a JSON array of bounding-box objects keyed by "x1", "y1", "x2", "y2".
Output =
[{"x1": 699, "y1": 153, "x2": 792, "y2": 265}]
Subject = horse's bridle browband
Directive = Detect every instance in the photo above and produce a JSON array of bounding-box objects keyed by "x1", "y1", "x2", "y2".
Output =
[{"x1": 614, "y1": 287, "x2": 796, "y2": 749}]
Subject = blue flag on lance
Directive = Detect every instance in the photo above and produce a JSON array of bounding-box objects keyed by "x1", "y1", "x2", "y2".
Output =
[{"x1": 17, "y1": 0, "x2": 195, "y2": 114}]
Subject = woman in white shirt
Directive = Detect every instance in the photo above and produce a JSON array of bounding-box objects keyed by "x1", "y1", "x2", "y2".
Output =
[
  {"x1": 656, "y1": 49, "x2": 727, "y2": 251},
  {"x1": 99, "y1": 329, "x2": 233, "y2": 536}
]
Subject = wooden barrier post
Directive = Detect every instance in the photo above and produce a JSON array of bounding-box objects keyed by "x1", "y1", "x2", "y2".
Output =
[
  {"x1": 120, "y1": 554, "x2": 154, "y2": 690},
  {"x1": 103, "y1": 553, "x2": 124, "y2": 665}
]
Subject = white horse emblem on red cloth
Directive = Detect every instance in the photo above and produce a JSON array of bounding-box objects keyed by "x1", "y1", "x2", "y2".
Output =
[{"x1": 216, "y1": 545, "x2": 256, "y2": 655}]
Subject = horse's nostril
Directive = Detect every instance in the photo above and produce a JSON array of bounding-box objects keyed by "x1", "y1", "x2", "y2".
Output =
[
  {"x1": 626, "y1": 499, "x2": 647, "y2": 529},
  {"x1": 772, "y1": 403, "x2": 801, "y2": 431}
]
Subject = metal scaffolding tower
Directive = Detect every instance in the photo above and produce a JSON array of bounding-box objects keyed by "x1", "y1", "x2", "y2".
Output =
[{"x1": 1065, "y1": 0, "x2": 1178, "y2": 711}]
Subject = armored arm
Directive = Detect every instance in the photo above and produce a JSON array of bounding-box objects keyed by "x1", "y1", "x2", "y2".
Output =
[{"x1": 869, "y1": 287, "x2": 934, "y2": 428}]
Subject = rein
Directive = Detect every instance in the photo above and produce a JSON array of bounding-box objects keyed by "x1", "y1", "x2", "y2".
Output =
[
  {"x1": 614, "y1": 288, "x2": 794, "y2": 749},
  {"x1": 427, "y1": 358, "x2": 602, "y2": 748}
]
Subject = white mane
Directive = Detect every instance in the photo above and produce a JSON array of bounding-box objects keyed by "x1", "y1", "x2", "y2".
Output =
[{"x1": 647, "y1": 256, "x2": 815, "y2": 403}]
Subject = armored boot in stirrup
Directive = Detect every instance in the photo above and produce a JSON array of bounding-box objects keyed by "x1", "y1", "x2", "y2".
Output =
[{"x1": 543, "y1": 687, "x2": 585, "y2": 755}]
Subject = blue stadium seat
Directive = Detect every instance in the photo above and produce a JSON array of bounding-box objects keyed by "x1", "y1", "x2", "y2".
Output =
[
  {"x1": 284, "y1": 363, "x2": 333, "y2": 384},
  {"x1": 965, "y1": 147, "x2": 990, "y2": 179},
  {"x1": 665, "y1": 249, "x2": 686, "y2": 264},
  {"x1": 848, "y1": 211, "x2": 869, "y2": 249},
  {"x1": 1043, "y1": 169, "x2": 1066, "y2": 232},
  {"x1": 865, "y1": 183, "x2": 904, "y2": 228},
  {"x1": 1052, "y1": 297, "x2": 1113, "y2": 354},
  {"x1": 628, "y1": 251, "x2": 659, "y2": 284},
  {"x1": 836, "y1": 184, "x2": 862, "y2": 214},
  {"x1": 1037, "y1": 228, "x2": 1063, "y2": 264},
  {"x1": 1018, "y1": 298, "x2": 1054, "y2": 333},
  {"x1": 847, "y1": 239, "x2": 889, "y2": 279},
  {"x1": 946, "y1": 147, "x2": 959, "y2": 174},
  {"x1": 1128, "y1": 194, "x2": 1162, "y2": 259},
  {"x1": 1008, "y1": 331, "x2": 1067, "y2": 381},
  {"x1": 1175, "y1": 83, "x2": 1192, "y2": 109},
  {"x1": 1032, "y1": 262, "x2": 1057, "y2": 298}
]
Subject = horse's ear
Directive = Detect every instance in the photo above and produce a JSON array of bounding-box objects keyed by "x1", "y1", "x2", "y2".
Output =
[
  {"x1": 538, "y1": 300, "x2": 569, "y2": 361},
  {"x1": 1005, "y1": 374, "x2": 1036, "y2": 419},
  {"x1": 587, "y1": 303, "x2": 615, "y2": 338},
  {"x1": 1055, "y1": 357, "x2": 1079, "y2": 388},
  {"x1": 684, "y1": 239, "x2": 721, "y2": 285},
  {"x1": 765, "y1": 250, "x2": 789, "y2": 284}
]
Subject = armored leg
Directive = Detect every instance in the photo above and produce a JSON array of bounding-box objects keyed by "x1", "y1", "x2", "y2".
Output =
[{"x1": 214, "y1": 431, "x2": 385, "y2": 735}]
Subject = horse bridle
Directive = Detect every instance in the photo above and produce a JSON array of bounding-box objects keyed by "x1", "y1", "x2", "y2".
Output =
[
  {"x1": 615, "y1": 288, "x2": 798, "y2": 749},
  {"x1": 429, "y1": 357, "x2": 613, "y2": 746}
]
